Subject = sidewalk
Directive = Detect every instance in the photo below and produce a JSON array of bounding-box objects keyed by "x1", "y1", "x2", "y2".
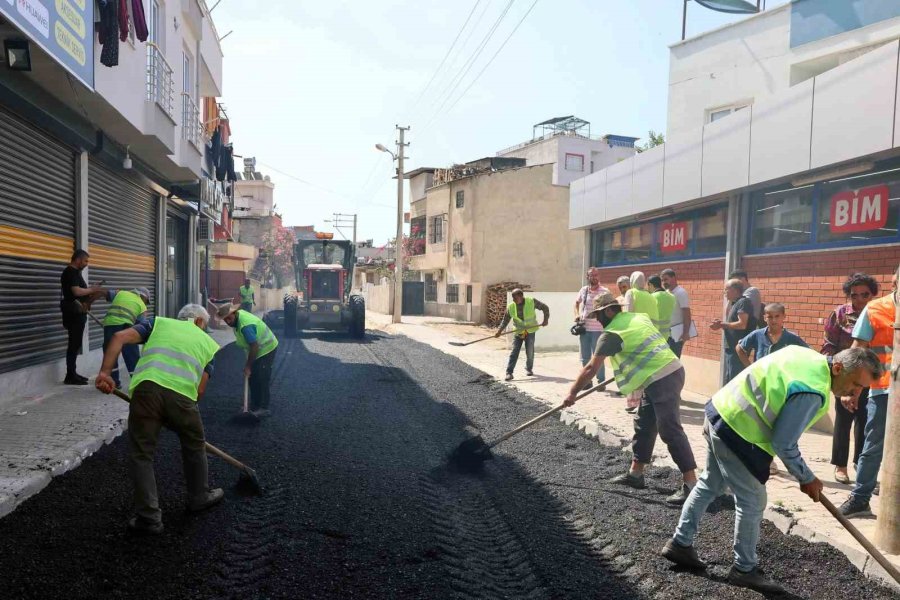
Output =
[
  {"x1": 367, "y1": 312, "x2": 900, "y2": 589},
  {"x1": 0, "y1": 327, "x2": 234, "y2": 520}
]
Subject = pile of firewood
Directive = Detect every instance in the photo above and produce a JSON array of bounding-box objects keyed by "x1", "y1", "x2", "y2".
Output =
[{"x1": 485, "y1": 282, "x2": 531, "y2": 327}]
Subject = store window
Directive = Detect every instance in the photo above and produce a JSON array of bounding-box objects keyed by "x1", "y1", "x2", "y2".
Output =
[
  {"x1": 748, "y1": 164, "x2": 900, "y2": 253},
  {"x1": 591, "y1": 205, "x2": 727, "y2": 267},
  {"x1": 446, "y1": 284, "x2": 459, "y2": 303}
]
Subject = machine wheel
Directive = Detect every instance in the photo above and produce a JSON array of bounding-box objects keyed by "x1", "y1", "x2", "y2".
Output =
[
  {"x1": 349, "y1": 295, "x2": 366, "y2": 340},
  {"x1": 283, "y1": 295, "x2": 298, "y2": 338}
]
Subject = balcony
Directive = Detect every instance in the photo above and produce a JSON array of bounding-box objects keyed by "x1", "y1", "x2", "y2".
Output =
[
  {"x1": 146, "y1": 43, "x2": 175, "y2": 119},
  {"x1": 181, "y1": 93, "x2": 204, "y2": 151}
]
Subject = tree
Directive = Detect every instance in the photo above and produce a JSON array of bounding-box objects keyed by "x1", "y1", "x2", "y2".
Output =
[
  {"x1": 636, "y1": 130, "x2": 665, "y2": 153},
  {"x1": 252, "y1": 226, "x2": 295, "y2": 288}
]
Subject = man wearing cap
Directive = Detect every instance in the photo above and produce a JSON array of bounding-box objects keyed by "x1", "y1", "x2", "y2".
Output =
[
  {"x1": 495, "y1": 289, "x2": 549, "y2": 382},
  {"x1": 219, "y1": 303, "x2": 279, "y2": 417},
  {"x1": 564, "y1": 291, "x2": 698, "y2": 505},
  {"x1": 103, "y1": 287, "x2": 151, "y2": 388},
  {"x1": 95, "y1": 303, "x2": 223, "y2": 535}
]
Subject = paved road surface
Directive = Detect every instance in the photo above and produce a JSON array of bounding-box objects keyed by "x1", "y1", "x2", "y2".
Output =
[{"x1": 0, "y1": 331, "x2": 894, "y2": 599}]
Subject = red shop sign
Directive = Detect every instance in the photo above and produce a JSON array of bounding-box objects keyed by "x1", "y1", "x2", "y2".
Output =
[
  {"x1": 659, "y1": 221, "x2": 688, "y2": 252},
  {"x1": 830, "y1": 185, "x2": 889, "y2": 233}
]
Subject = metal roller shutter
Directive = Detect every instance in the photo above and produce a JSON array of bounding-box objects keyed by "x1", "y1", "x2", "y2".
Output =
[
  {"x1": 88, "y1": 160, "x2": 158, "y2": 349},
  {"x1": 0, "y1": 106, "x2": 76, "y2": 374}
]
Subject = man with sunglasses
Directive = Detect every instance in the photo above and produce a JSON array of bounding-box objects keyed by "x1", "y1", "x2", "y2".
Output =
[{"x1": 838, "y1": 273, "x2": 897, "y2": 518}]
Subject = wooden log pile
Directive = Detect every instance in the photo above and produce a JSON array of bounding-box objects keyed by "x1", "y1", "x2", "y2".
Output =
[{"x1": 485, "y1": 282, "x2": 532, "y2": 327}]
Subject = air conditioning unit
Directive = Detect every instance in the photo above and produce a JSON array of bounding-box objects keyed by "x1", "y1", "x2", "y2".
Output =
[{"x1": 197, "y1": 218, "x2": 214, "y2": 243}]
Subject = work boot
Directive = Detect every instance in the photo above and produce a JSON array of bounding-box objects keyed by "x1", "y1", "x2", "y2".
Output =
[
  {"x1": 665, "y1": 483, "x2": 693, "y2": 506},
  {"x1": 661, "y1": 539, "x2": 706, "y2": 570},
  {"x1": 76, "y1": 374, "x2": 89, "y2": 383},
  {"x1": 610, "y1": 471, "x2": 645, "y2": 489},
  {"x1": 126, "y1": 516, "x2": 163, "y2": 536},
  {"x1": 839, "y1": 496, "x2": 873, "y2": 519},
  {"x1": 504, "y1": 373, "x2": 513, "y2": 381},
  {"x1": 64, "y1": 374, "x2": 88, "y2": 385},
  {"x1": 727, "y1": 566, "x2": 786, "y2": 595},
  {"x1": 188, "y1": 488, "x2": 224, "y2": 512}
]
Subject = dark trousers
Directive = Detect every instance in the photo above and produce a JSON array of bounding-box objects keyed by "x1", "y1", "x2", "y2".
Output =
[
  {"x1": 62, "y1": 309, "x2": 86, "y2": 376},
  {"x1": 128, "y1": 381, "x2": 209, "y2": 524},
  {"x1": 240, "y1": 302, "x2": 253, "y2": 312},
  {"x1": 632, "y1": 367, "x2": 697, "y2": 473},
  {"x1": 723, "y1": 351, "x2": 744, "y2": 384},
  {"x1": 250, "y1": 349, "x2": 276, "y2": 410},
  {"x1": 831, "y1": 389, "x2": 868, "y2": 468},
  {"x1": 506, "y1": 332, "x2": 535, "y2": 375},
  {"x1": 103, "y1": 324, "x2": 141, "y2": 387},
  {"x1": 667, "y1": 337, "x2": 684, "y2": 358}
]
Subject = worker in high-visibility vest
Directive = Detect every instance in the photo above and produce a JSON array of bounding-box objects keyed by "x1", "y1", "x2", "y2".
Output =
[
  {"x1": 238, "y1": 279, "x2": 255, "y2": 313},
  {"x1": 661, "y1": 346, "x2": 881, "y2": 595},
  {"x1": 495, "y1": 288, "x2": 549, "y2": 381},
  {"x1": 648, "y1": 275, "x2": 675, "y2": 341},
  {"x1": 219, "y1": 303, "x2": 279, "y2": 417},
  {"x1": 102, "y1": 287, "x2": 150, "y2": 388},
  {"x1": 565, "y1": 291, "x2": 697, "y2": 506},
  {"x1": 95, "y1": 303, "x2": 223, "y2": 535}
]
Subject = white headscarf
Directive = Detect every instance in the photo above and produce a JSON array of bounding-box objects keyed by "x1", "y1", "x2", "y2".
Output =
[{"x1": 630, "y1": 271, "x2": 646, "y2": 291}]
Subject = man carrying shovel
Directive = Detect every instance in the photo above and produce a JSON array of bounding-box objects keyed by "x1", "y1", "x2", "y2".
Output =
[
  {"x1": 660, "y1": 346, "x2": 881, "y2": 594},
  {"x1": 495, "y1": 289, "x2": 549, "y2": 381},
  {"x1": 563, "y1": 292, "x2": 698, "y2": 506},
  {"x1": 218, "y1": 303, "x2": 279, "y2": 417},
  {"x1": 95, "y1": 304, "x2": 223, "y2": 535}
]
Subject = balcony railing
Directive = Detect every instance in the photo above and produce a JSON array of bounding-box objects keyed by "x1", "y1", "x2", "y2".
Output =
[
  {"x1": 181, "y1": 93, "x2": 203, "y2": 149},
  {"x1": 146, "y1": 43, "x2": 174, "y2": 118}
]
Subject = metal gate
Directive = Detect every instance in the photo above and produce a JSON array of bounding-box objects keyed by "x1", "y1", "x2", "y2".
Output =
[
  {"x1": 87, "y1": 159, "x2": 158, "y2": 349},
  {"x1": 402, "y1": 281, "x2": 425, "y2": 316},
  {"x1": 0, "y1": 105, "x2": 76, "y2": 374}
]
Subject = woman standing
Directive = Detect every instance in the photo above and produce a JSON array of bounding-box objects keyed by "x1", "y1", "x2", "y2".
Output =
[{"x1": 823, "y1": 272, "x2": 878, "y2": 484}]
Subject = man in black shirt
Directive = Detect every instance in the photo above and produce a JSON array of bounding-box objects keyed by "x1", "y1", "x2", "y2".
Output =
[
  {"x1": 710, "y1": 278, "x2": 757, "y2": 384},
  {"x1": 60, "y1": 249, "x2": 106, "y2": 384}
]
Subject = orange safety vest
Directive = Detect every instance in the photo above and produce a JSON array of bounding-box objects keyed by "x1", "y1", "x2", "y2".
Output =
[{"x1": 864, "y1": 294, "x2": 895, "y2": 392}]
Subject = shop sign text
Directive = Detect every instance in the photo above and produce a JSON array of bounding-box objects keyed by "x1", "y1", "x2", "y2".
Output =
[
  {"x1": 830, "y1": 185, "x2": 889, "y2": 233},
  {"x1": 659, "y1": 221, "x2": 688, "y2": 253}
]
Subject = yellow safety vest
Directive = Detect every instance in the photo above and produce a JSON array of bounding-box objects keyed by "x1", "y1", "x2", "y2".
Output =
[
  {"x1": 629, "y1": 289, "x2": 659, "y2": 324},
  {"x1": 104, "y1": 291, "x2": 147, "y2": 326},
  {"x1": 604, "y1": 312, "x2": 678, "y2": 395},
  {"x1": 651, "y1": 290, "x2": 676, "y2": 339},
  {"x1": 507, "y1": 298, "x2": 540, "y2": 334},
  {"x1": 234, "y1": 310, "x2": 279, "y2": 358},
  {"x1": 239, "y1": 285, "x2": 254, "y2": 304}
]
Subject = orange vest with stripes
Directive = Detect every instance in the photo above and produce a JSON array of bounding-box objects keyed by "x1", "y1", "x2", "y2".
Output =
[{"x1": 863, "y1": 294, "x2": 894, "y2": 392}]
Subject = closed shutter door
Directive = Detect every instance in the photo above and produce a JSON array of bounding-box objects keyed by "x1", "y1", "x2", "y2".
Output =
[
  {"x1": 0, "y1": 106, "x2": 76, "y2": 374},
  {"x1": 88, "y1": 160, "x2": 158, "y2": 349}
]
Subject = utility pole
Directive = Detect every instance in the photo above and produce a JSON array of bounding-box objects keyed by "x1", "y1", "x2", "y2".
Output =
[
  {"x1": 393, "y1": 125, "x2": 410, "y2": 324},
  {"x1": 332, "y1": 213, "x2": 357, "y2": 244},
  {"x1": 878, "y1": 262, "x2": 900, "y2": 552}
]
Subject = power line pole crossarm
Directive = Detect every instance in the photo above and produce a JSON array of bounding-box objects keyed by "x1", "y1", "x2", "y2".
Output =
[{"x1": 393, "y1": 125, "x2": 410, "y2": 324}]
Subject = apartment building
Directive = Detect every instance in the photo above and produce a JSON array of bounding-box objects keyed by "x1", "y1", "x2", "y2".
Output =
[
  {"x1": 0, "y1": 0, "x2": 227, "y2": 399},
  {"x1": 569, "y1": 0, "x2": 900, "y2": 399}
]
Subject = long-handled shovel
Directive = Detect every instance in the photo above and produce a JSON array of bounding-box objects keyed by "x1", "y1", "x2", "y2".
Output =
[
  {"x1": 448, "y1": 376, "x2": 615, "y2": 472},
  {"x1": 449, "y1": 325, "x2": 542, "y2": 347},
  {"x1": 229, "y1": 376, "x2": 260, "y2": 425},
  {"x1": 820, "y1": 495, "x2": 900, "y2": 585},
  {"x1": 110, "y1": 388, "x2": 263, "y2": 495}
]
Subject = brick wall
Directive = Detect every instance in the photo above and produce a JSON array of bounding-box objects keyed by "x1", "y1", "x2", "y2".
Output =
[
  {"x1": 744, "y1": 245, "x2": 900, "y2": 349},
  {"x1": 595, "y1": 258, "x2": 726, "y2": 361}
]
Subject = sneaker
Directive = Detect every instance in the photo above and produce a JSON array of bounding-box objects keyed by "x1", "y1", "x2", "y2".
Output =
[
  {"x1": 525, "y1": 369, "x2": 534, "y2": 376},
  {"x1": 126, "y1": 516, "x2": 163, "y2": 536},
  {"x1": 610, "y1": 471, "x2": 646, "y2": 489},
  {"x1": 834, "y1": 468, "x2": 851, "y2": 485},
  {"x1": 188, "y1": 488, "x2": 225, "y2": 512},
  {"x1": 727, "y1": 566, "x2": 786, "y2": 595},
  {"x1": 64, "y1": 375, "x2": 88, "y2": 385},
  {"x1": 624, "y1": 406, "x2": 638, "y2": 414},
  {"x1": 661, "y1": 539, "x2": 706, "y2": 570},
  {"x1": 504, "y1": 373, "x2": 513, "y2": 381},
  {"x1": 839, "y1": 497, "x2": 873, "y2": 518},
  {"x1": 666, "y1": 483, "x2": 693, "y2": 506}
]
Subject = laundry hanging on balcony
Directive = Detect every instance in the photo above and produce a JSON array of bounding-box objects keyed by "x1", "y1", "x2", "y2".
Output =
[
  {"x1": 131, "y1": 0, "x2": 149, "y2": 42},
  {"x1": 97, "y1": 0, "x2": 120, "y2": 67}
]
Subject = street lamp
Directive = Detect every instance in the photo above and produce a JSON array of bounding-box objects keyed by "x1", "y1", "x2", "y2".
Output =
[{"x1": 376, "y1": 128, "x2": 409, "y2": 324}]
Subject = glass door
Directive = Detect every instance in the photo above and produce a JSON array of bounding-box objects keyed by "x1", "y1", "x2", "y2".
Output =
[{"x1": 166, "y1": 213, "x2": 189, "y2": 317}]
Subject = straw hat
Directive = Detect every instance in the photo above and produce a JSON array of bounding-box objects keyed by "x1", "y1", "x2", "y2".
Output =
[
  {"x1": 586, "y1": 291, "x2": 621, "y2": 318},
  {"x1": 216, "y1": 302, "x2": 241, "y2": 319}
]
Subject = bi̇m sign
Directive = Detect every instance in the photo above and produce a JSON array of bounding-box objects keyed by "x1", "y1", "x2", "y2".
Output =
[
  {"x1": 830, "y1": 185, "x2": 889, "y2": 233},
  {"x1": 660, "y1": 221, "x2": 688, "y2": 253}
]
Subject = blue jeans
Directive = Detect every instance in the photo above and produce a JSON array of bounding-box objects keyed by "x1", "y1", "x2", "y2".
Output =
[
  {"x1": 674, "y1": 420, "x2": 767, "y2": 572},
  {"x1": 578, "y1": 330, "x2": 605, "y2": 382},
  {"x1": 851, "y1": 393, "x2": 888, "y2": 503},
  {"x1": 506, "y1": 332, "x2": 535, "y2": 375},
  {"x1": 103, "y1": 324, "x2": 141, "y2": 387}
]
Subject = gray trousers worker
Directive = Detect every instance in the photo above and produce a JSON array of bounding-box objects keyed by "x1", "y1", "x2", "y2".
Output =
[
  {"x1": 129, "y1": 381, "x2": 209, "y2": 524},
  {"x1": 632, "y1": 367, "x2": 697, "y2": 473}
]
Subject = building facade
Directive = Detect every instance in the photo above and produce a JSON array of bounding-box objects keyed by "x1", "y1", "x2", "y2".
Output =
[
  {"x1": 0, "y1": 0, "x2": 227, "y2": 399},
  {"x1": 569, "y1": 1, "x2": 900, "y2": 400}
]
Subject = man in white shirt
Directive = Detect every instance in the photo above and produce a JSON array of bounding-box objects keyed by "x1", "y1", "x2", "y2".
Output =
[
  {"x1": 574, "y1": 267, "x2": 609, "y2": 388},
  {"x1": 661, "y1": 268, "x2": 692, "y2": 358}
]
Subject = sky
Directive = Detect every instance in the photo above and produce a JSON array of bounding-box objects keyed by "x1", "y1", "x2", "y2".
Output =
[{"x1": 211, "y1": 0, "x2": 788, "y2": 244}]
